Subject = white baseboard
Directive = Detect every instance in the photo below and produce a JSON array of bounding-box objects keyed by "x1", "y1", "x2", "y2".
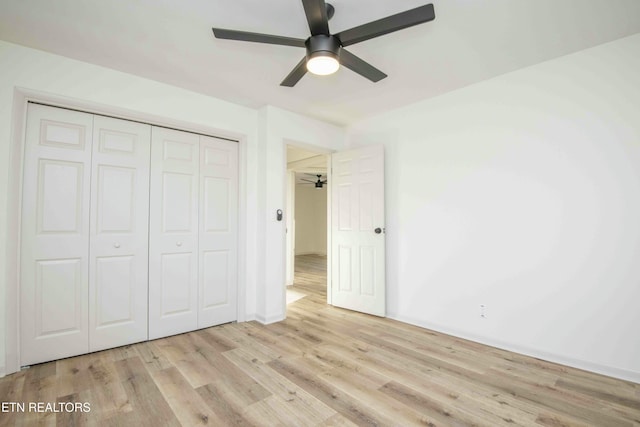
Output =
[
  {"x1": 389, "y1": 314, "x2": 640, "y2": 384},
  {"x1": 254, "y1": 313, "x2": 286, "y2": 325}
]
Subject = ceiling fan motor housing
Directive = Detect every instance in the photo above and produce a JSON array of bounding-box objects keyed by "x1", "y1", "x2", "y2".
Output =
[{"x1": 305, "y1": 35, "x2": 341, "y2": 62}]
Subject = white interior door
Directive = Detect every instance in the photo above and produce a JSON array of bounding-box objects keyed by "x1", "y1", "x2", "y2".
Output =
[
  {"x1": 331, "y1": 145, "x2": 385, "y2": 316},
  {"x1": 149, "y1": 127, "x2": 199, "y2": 339},
  {"x1": 198, "y1": 135, "x2": 238, "y2": 328},
  {"x1": 20, "y1": 103, "x2": 93, "y2": 365},
  {"x1": 89, "y1": 116, "x2": 151, "y2": 351}
]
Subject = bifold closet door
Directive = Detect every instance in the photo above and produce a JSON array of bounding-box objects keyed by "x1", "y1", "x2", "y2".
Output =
[
  {"x1": 198, "y1": 136, "x2": 238, "y2": 328},
  {"x1": 89, "y1": 116, "x2": 151, "y2": 352},
  {"x1": 149, "y1": 127, "x2": 200, "y2": 339},
  {"x1": 20, "y1": 104, "x2": 93, "y2": 365}
]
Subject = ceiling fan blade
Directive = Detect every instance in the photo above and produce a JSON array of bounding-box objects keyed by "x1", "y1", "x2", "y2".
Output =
[
  {"x1": 335, "y1": 4, "x2": 435, "y2": 47},
  {"x1": 212, "y1": 28, "x2": 306, "y2": 47},
  {"x1": 339, "y1": 49, "x2": 387, "y2": 82},
  {"x1": 281, "y1": 57, "x2": 308, "y2": 87},
  {"x1": 302, "y1": 0, "x2": 330, "y2": 35},
  {"x1": 301, "y1": 179, "x2": 316, "y2": 183}
]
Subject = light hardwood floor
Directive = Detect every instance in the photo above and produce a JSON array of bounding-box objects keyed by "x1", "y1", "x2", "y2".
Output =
[{"x1": 1, "y1": 254, "x2": 639, "y2": 426}]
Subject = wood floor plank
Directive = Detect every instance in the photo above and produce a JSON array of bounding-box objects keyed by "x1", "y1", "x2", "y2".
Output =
[
  {"x1": 134, "y1": 340, "x2": 173, "y2": 372},
  {"x1": 17, "y1": 362, "x2": 59, "y2": 427},
  {"x1": 224, "y1": 348, "x2": 337, "y2": 424},
  {"x1": 55, "y1": 390, "x2": 93, "y2": 427},
  {"x1": 317, "y1": 367, "x2": 442, "y2": 427},
  {"x1": 555, "y1": 378, "x2": 640, "y2": 411},
  {"x1": 268, "y1": 356, "x2": 399, "y2": 426},
  {"x1": 196, "y1": 381, "x2": 265, "y2": 427},
  {"x1": 150, "y1": 367, "x2": 224, "y2": 426},
  {"x1": 482, "y1": 368, "x2": 634, "y2": 426},
  {"x1": 382, "y1": 379, "x2": 541, "y2": 427},
  {"x1": 103, "y1": 344, "x2": 139, "y2": 362},
  {"x1": 83, "y1": 356, "x2": 132, "y2": 420},
  {"x1": 237, "y1": 322, "x2": 313, "y2": 359},
  {"x1": 111, "y1": 357, "x2": 180, "y2": 427},
  {"x1": 534, "y1": 412, "x2": 592, "y2": 427},
  {"x1": 209, "y1": 324, "x2": 281, "y2": 363},
  {"x1": 314, "y1": 341, "x2": 521, "y2": 425},
  {"x1": 241, "y1": 396, "x2": 301, "y2": 427},
  {"x1": 0, "y1": 371, "x2": 26, "y2": 427},
  {"x1": 316, "y1": 413, "x2": 359, "y2": 427},
  {"x1": 197, "y1": 352, "x2": 272, "y2": 406},
  {"x1": 193, "y1": 328, "x2": 238, "y2": 353}
]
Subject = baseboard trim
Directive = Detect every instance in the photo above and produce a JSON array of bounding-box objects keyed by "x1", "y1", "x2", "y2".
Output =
[
  {"x1": 389, "y1": 314, "x2": 640, "y2": 384},
  {"x1": 254, "y1": 313, "x2": 286, "y2": 325}
]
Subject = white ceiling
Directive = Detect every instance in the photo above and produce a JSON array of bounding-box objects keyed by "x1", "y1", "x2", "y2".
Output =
[
  {"x1": 287, "y1": 145, "x2": 327, "y2": 184},
  {"x1": 1, "y1": 0, "x2": 639, "y2": 125}
]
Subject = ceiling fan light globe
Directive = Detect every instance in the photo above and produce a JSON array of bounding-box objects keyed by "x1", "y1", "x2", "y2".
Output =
[{"x1": 307, "y1": 54, "x2": 340, "y2": 76}]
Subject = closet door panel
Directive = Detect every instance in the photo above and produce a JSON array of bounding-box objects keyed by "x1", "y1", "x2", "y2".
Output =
[
  {"x1": 89, "y1": 116, "x2": 151, "y2": 352},
  {"x1": 160, "y1": 252, "x2": 195, "y2": 313},
  {"x1": 149, "y1": 127, "x2": 199, "y2": 339},
  {"x1": 21, "y1": 104, "x2": 93, "y2": 366},
  {"x1": 198, "y1": 136, "x2": 238, "y2": 328}
]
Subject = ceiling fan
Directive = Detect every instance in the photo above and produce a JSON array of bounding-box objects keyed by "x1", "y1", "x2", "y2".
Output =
[
  {"x1": 211, "y1": 0, "x2": 435, "y2": 87},
  {"x1": 300, "y1": 174, "x2": 328, "y2": 189}
]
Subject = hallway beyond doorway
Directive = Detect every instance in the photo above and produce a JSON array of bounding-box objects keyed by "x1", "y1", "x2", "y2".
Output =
[{"x1": 286, "y1": 254, "x2": 326, "y2": 306}]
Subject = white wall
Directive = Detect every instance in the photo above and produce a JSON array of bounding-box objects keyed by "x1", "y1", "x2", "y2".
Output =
[
  {"x1": 0, "y1": 40, "x2": 260, "y2": 376},
  {"x1": 347, "y1": 34, "x2": 640, "y2": 383},
  {"x1": 295, "y1": 184, "x2": 327, "y2": 255}
]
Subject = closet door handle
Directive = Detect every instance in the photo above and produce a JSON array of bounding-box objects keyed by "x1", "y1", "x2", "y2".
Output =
[
  {"x1": 114, "y1": 243, "x2": 121, "y2": 248},
  {"x1": 176, "y1": 241, "x2": 183, "y2": 247}
]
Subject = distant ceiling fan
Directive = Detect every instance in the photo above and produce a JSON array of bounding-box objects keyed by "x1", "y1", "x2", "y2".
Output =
[
  {"x1": 300, "y1": 174, "x2": 328, "y2": 189},
  {"x1": 212, "y1": 0, "x2": 435, "y2": 87}
]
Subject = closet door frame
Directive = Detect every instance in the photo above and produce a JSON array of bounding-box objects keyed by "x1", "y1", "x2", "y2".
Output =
[{"x1": 4, "y1": 90, "x2": 248, "y2": 376}]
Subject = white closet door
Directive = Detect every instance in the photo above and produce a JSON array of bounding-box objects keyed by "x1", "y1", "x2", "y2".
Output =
[
  {"x1": 149, "y1": 127, "x2": 200, "y2": 339},
  {"x1": 198, "y1": 136, "x2": 238, "y2": 328},
  {"x1": 89, "y1": 116, "x2": 151, "y2": 351},
  {"x1": 20, "y1": 104, "x2": 93, "y2": 365}
]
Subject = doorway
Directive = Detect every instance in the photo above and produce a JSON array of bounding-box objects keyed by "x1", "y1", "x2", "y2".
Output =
[{"x1": 285, "y1": 145, "x2": 329, "y2": 306}]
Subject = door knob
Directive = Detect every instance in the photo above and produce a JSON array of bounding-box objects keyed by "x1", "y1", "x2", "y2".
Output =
[
  {"x1": 114, "y1": 243, "x2": 120, "y2": 248},
  {"x1": 374, "y1": 228, "x2": 382, "y2": 234},
  {"x1": 176, "y1": 241, "x2": 183, "y2": 247}
]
